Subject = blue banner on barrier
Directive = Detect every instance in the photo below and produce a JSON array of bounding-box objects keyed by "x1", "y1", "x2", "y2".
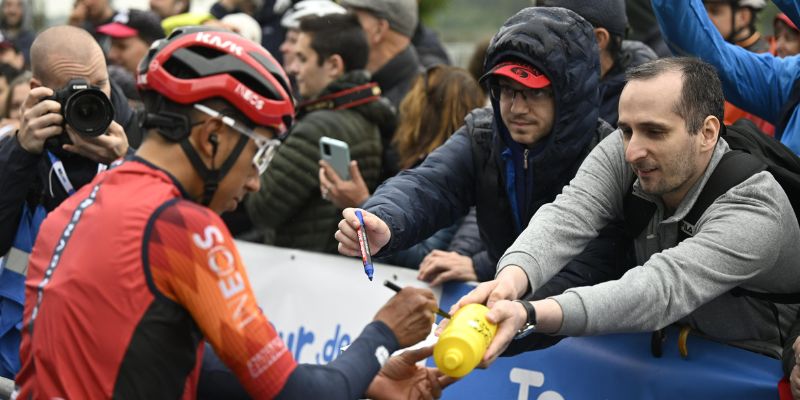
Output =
[{"x1": 432, "y1": 282, "x2": 783, "y2": 400}]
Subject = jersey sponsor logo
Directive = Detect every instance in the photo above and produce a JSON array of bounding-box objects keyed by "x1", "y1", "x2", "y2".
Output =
[
  {"x1": 247, "y1": 336, "x2": 289, "y2": 378},
  {"x1": 235, "y1": 84, "x2": 265, "y2": 111},
  {"x1": 193, "y1": 225, "x2": 257, "y2": 330},
  {"x1": 195, "y1": 31, "x2": 243, "y2": 56}
]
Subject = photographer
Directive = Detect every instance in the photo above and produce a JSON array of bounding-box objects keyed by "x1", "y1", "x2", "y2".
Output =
[{"x1": 0, "y1": 25, "x2": 139, "y2": 378}]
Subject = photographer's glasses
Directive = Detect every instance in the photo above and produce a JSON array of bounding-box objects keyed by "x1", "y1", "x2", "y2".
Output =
[{"x1": 194, "y1": 104, "x2": 280, "y2": 175}]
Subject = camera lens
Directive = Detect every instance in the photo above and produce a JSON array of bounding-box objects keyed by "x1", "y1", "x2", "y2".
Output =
[
  {"x1": 323, "y1": 143, "x2": 331, "y2": 155},
  {"x1": 63, "y1": 89, "x2": 114, "y2": 137}
]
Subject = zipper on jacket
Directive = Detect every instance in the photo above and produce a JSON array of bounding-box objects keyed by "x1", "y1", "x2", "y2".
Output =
[{"x1": 523, "y1": 149, "x2": 529, "y2": 170}]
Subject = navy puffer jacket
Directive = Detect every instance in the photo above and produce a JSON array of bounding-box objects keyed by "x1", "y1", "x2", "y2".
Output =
[{"x1": 364, "y1": 7, "x2": 626, "y2": 283}]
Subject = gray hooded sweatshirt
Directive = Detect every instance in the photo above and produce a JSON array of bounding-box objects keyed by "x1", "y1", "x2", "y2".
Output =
[{"x1": 498, "y1": 131, "x2": 800, "y2": 345}]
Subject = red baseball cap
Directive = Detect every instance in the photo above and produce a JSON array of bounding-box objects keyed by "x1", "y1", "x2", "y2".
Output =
[
  {"x1": 483, "y1": 61, "x2": 551, "y2": 89},
  {"x1": 776, "y1": 13, "x2": 798, "y2": 32},
  {"x1": 97, "y1": 9, "x2": 165, "y2": 44}
]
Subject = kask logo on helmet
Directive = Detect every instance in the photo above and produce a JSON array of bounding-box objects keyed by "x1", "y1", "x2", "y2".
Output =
[{"x1": 195, "y1": 31, "x2": 243, "y2": 56}]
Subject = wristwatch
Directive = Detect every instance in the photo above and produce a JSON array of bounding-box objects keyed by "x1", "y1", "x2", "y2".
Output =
[{"x1": 513, "y1": 300, "x2": 537, "y2": 339}]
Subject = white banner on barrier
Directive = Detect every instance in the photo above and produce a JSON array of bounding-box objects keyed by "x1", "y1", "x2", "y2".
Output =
[{"x1": 237, "y1": 240, "x2": 441, "y2": 365}]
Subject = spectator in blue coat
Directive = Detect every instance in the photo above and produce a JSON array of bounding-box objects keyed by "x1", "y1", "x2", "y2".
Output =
[
  {"x1": 335, "y1": 7, "x2": 630, "y2": 300},
  {"x1": 652, "y1": 0, "x2": 800, "y2": 155}
]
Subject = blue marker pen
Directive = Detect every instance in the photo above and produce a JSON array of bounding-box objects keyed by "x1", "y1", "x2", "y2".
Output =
[{"x1": 355, "y1": 210, "x2": 374, "y2": 281}]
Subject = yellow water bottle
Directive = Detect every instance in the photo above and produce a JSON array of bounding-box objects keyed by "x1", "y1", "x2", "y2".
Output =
[{"x1": 433, "y1": 303, "x2": 498, "y2": 378}]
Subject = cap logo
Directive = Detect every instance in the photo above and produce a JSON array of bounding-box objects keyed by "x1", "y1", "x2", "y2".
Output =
[
  {"x1": 510, "y1": 67, "x2": 529, "y2": 79},
  {"x1": 113, "y1": 9, "x2": 130, "y2": 24},
  {"x1": 195, "y1": 32, "x2": 243, "y2": 56}
]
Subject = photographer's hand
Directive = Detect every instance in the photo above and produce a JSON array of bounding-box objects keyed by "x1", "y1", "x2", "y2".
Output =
[
  {"x1": 63, "y1": 121, "x2": 129, "y2": 164},
  {"x1": 17, "y1": 87, "x2": 63, "y2": 155}
]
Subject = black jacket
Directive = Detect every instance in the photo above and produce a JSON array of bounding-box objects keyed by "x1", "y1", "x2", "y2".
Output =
[
  {"x1": 364, "y1": 7, "x2": 627, "y2": 282},
  {"x1": 371, "y1": 45, "x2": 423, "y2": 181},
  {"x1": 599, "y1": 40, "x2": 657, "y2": 127},
  {"x1": 0, "y1": 81, "x2": 140, "y2": 255}
]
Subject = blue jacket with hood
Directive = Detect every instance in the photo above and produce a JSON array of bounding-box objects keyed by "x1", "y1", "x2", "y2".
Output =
[{"x1": 363, "y1": 7, "x2": 628, "y2": 285}]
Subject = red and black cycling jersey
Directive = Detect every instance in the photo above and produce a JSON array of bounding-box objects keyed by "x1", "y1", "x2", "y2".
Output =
[
  {"x1": 17, "y1": 158, "x2": 400, "y2": 400},
  {"x1": 16, "y1": 159, "x2": 297, "y2": 399}
]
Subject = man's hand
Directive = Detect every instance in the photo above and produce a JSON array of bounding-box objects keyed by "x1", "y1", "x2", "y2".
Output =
[
  {"x1": 335, "y1": 208, "x2": 391, "y2": 257},
  {"x1": 366, "y1": 346, "x2": 457, "y2": 400},
  {"x1": 63, "y1": 121, "x2": 128, "y2": 164},
  {"x1": 435, "y1": 266, "x2": 529, "y2": 336},
  {"x1": 374, "y1": 287, "x2": 437, "y2": 347},
  {"x1": 791, "y1": 337, "x2": 800, "y2": 399},
  {"x1": 319, "y1": 160, "x2": 370, "y2": 209},
  {"x1": 418, "y1": 250, "x2": 477, "y2": 286},
  {"x1": 17, "y1": 87, "x2": 62, "y2": 155}
]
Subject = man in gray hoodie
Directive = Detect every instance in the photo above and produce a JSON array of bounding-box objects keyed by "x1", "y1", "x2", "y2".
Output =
[{"x1": 453, "y1": 57, "x2": 800, "y2": 365}]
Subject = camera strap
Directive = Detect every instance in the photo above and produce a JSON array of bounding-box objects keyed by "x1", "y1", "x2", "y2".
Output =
[
  {"x1": 296, "y1": 83, "x2": 382, "y2": 116},
  {"x1": 46, "y1": 151, "x2": 107, "y2": 196}
]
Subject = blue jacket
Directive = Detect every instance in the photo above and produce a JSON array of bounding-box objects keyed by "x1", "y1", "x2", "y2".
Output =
[
  {"x1": 364, "y1": 7, "x2": 624, "y2": 282},
  {"x1": 652, "y1": 0, "x2": 800, "y2": 154}
]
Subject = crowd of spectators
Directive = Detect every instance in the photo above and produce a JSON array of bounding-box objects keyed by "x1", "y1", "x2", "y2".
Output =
[{"x1": 1, "y1": 0, "x2": 800, "y2": 398}]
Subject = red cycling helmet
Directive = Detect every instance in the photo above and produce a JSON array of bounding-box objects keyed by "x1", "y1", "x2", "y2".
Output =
[{"x1": 137, "y1": 26, "x2": 295, "y2": 133}]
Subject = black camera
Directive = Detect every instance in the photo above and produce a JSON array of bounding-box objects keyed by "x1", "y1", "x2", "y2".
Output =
[{"x1": 43, "y1": 79, "x2": 115, "y2": 151}]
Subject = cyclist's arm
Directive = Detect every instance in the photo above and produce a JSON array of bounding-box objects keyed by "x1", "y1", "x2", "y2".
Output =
[{"x1": 147, "y1": 200, "x2": 398, "y2": 399}]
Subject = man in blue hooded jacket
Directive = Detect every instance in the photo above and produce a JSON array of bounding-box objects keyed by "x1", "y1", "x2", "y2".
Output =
[{"x1": 335, "y1": 7, "x2": 629, "y2": 307}]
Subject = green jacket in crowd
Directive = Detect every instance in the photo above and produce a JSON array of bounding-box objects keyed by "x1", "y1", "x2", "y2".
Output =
[{"x1": 246, "y1": 71, "x2": 394, "y2": 253}]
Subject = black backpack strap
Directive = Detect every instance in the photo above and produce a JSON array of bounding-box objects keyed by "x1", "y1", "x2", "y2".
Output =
[
  {"x1": 623, "y1": 178, "x2": 656, "y2": 240},
  {"x1": 677, "y1": 150, "x2": 766, "y2": 241}
]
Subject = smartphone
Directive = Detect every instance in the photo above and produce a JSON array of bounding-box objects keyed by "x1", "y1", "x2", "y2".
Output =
[{"x1": 319, "y1": 136, "x2": 351, "y2": 180}]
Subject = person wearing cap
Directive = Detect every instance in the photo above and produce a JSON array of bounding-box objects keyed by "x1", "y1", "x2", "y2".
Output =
[
  {"x1": 652, "y1": 0, "x2": 800, "y2": 154},
  {"x1": 246, "y1": 13, "x2": 393, "y2": 254},
  {"x1": 774, "y1": 13, "x2": 800, "y2": 58},
  {"x1": 97, "y1": 9, "x2": 166, "y2": 77},
  {"x1": 448, "y1": 52, "x2": 800, "y2": 374},
  {"x1": 339, "y1": 0, "x2": 423, "y2": 180},
  {"x1": 537, "y1": 0, "x2": 656, "y2": 127},
  {"x1": 335, "y1": 7, "x2": 626, "y2": 310},
  {"x1": 340, "y1": 0, "x2": 421, "y2": 109}
]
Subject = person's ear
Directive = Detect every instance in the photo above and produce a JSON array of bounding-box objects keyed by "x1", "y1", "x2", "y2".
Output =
[
  {"x1": 373, "y1": 18, "x2": 390, "y2": 42},
  {"x1": 325, "y1": 54, "x2": 345, "y2": 78},
  {"x1": 29, "y1": 77, "x2": 41, "y2": 89},
  {"x1": 593, "y1": 27, "x2": 610, "y2": 51},
  {"x1": 700, "y1": 115, "x2": 721, "y2": 151},
  {"x1": 192, "y1": 116, "x2": 225, "y2": 160}
]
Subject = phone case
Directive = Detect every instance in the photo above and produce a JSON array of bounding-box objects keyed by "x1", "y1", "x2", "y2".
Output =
[{"x1": 319, "y1": 136, "x2": 351, "y2": 180}]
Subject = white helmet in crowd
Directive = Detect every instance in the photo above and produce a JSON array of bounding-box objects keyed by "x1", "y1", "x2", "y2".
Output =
[
  {"x1": 703, "y1": 0, "x2": 765, "y2": 9},
  {"x1": 280, "y1": 0, "x2": 348, "y2": 30},
  {"x1": 737, "y1": 0, "x2": 766, "y2": 8}
]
